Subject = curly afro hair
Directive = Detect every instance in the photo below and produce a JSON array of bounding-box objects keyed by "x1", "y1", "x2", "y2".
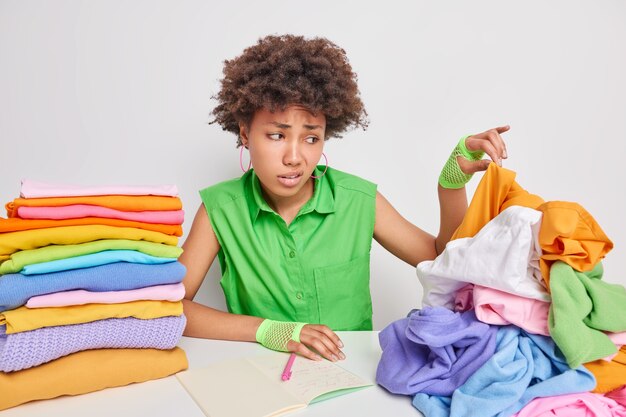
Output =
[{"x1": 210, "y1": 34, "x2": 368, "y2": 146}]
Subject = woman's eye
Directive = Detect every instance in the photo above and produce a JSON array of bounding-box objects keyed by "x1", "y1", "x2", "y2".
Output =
[
  {"x1": 268, "y1": 133, "x2": 283, "y2": 140},
  {"x1": 305, "y1": 136, "x2": 319, "y2": 144}
]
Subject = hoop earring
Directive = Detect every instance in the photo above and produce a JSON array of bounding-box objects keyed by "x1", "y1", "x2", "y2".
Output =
[
  {"x1": 310, "y1": 152, "x2": 329, "y2": 179},
  {"x1": 239, "y1": 146, "x2": 252, "y2": 173}
]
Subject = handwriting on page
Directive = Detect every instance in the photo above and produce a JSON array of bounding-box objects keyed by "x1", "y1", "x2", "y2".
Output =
[
  {"x1": 287, "y1": 359, "x2": 365, "y2": 399},
  {"x1": 250, "y1": 354, "x2": 367, "y2": 403}
]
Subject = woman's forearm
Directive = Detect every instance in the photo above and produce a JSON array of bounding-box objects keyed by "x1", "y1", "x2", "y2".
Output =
[
  {"x1": 182, "y1": 299, "x2": 264, "y2": 342},
  {"x1": 435, "y1": 184, "x2": 468, "y2": 255}
]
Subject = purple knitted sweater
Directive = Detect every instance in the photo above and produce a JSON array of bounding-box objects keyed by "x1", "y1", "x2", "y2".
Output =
[{"x1": 0, "y1": 315, "x2": 186, "y2": 372}]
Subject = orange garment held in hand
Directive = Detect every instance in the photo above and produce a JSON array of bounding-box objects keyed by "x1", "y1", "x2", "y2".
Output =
[{"x1": 451, "y1": 163, "x2": 544, "y2": 240}]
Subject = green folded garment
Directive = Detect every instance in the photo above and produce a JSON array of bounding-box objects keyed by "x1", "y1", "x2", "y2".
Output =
[
  {"x1": 548, "y1": 260, "x2": 626, "y2": 368},
  {"x1": 0, "y1": 239, "x2": 182, "y2": 275}
]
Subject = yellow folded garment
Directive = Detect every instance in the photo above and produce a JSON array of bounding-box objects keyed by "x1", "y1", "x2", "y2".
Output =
[
  {"x1": 0, "y1": 347, "x2": 188, "y2": 411},
  {"x1": 0, "y1": 300, "x2": 183, "y2": 334},
  {"x1": 0, "y1": 224, "x2": 178, "y2": 261}
]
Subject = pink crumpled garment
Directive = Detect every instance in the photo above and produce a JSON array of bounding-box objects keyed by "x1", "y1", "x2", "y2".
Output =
[
  {"x1": 606, "y1": 386, "x2": 626, "y2": 408},
  {"x1": 513, "y1": 392, "x2": 626, "y2": 417}
]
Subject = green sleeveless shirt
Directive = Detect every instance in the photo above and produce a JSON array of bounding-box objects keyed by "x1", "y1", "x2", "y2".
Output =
[{"x1": 199, "y1": 166, "x2": 377, "y2": 330}]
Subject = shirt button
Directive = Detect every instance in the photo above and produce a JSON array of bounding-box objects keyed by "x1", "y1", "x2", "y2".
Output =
[
  {"x1": 289, "y1": 250, "x2": 296, "y2": 258},
  {"x1": 296, "y1": 292, "x2": 303, "y2": 300}
]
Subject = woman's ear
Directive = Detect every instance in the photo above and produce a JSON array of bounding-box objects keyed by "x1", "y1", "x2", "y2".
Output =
[{"x1": 239, "y1": 123, "x2": 249, "y2": 148}]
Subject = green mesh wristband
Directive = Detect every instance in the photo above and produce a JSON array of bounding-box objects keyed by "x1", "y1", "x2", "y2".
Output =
[
  {"x1": 438, "y1": 135, "x2": 485, "y2": 189},
  {"x1": 255, "y1": 319, "x2": 307, "y2": 352}
]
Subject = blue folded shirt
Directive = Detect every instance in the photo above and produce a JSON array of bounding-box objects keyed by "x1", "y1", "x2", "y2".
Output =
[
  {"x1": 0, "y1": 261, "x2": 186, "y2": 311},
  {"x1": 21, "y1": 249, "x2": 177, "y2": 275}
]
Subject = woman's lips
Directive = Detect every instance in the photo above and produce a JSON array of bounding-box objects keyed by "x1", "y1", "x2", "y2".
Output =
[{"x1": 277, "y1": 173, "x2": 303, "y2": 187}]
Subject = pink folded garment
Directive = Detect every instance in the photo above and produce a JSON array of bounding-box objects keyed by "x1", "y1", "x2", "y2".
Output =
[
  {"x1": 25, "y1": 283, "x2": 185, "y2": 308},
  {"x1": 20, "y1": 179, "x2": 178, "y2": 198},
  {"x1": 473, "y1": 285, "x2": 551, "y2": 336},
  {"x1": 454, "y1": 284, "x2": 550, "y2": 335},
  {"x1": 513, "y1": 392, "x2": 626, "y2": 416},
  {"x1": 17, "y1": 205, "x2": 184, "y2": 225}
]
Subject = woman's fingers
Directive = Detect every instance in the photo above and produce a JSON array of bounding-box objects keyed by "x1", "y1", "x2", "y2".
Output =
[
  {"x1": 457, "y1": 157, "x2": 490, "y2": 174},
  {"x1": 306, "y1": 326, "x2": 346, "y2": 360},
  {"x1": 464, "y1": 136, "x2": 500, "y2": 167},
  {"x1": 301, "y1": 332, "x2": 343, "y2": 362},
  {"x1": 287, "y1": 339, "x2": 322, "y2": 361},
  {"x1": 494, "y1": 125, "x2": 510, "y2": 134},
  {"x1": 466, "y1": 126, "x2": 510, "y2": 164},
  {"x1": 495, "y1": 130, "x2": 508, "y2": 159},
  {"x1": 308, "y1": 324, "x2": 344, "y2": 349},
  {"x1": 295, "y1": 324, "x2": 346, "y2": 362},
  {"x1": 487, "y1": 129, "x2": 506, "y2": 160}
]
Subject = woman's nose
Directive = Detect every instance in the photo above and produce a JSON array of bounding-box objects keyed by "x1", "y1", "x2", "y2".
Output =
[{"x1": 283, "y1": 141, "x2": 302, "y2": 166}]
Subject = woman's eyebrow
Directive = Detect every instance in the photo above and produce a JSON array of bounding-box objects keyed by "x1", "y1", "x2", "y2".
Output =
[
  {"x1": 266, "y1": 122, "x2": 322, "y2": 130},
  {"x1": 267, "y1": 122, "x2": 291, "y2": 129}
]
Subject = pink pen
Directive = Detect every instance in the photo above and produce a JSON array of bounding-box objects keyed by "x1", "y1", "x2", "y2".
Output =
[{"x1": 281, "y1": 353, "x2": 296, "y2": 381}]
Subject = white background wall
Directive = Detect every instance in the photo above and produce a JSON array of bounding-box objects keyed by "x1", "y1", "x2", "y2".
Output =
[{"x1": 1, "y1": 0, "x2": 624, "y2": 330}]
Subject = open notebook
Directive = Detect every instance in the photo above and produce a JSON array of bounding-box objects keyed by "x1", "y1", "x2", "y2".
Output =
[{"x1": 176, "y1": 352, "x2": 372, "y2": 417}]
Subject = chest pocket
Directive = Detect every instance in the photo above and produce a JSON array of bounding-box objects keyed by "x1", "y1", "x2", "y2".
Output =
[{"x1": 313, "y1": 254, "x2": 373, "y2": 331}]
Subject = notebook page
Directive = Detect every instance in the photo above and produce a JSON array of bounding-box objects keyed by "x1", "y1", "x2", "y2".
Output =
[
  {"x1": 249, "y1": 354, "x2": 372, "y2": 404},
  {"x1": 176, "y1": 357, "x2": 304, "y2": 417}
]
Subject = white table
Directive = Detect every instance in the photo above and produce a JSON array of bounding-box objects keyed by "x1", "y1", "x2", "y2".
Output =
[{"x1": 1, "y1": 332, "x2": 421, "y2": 417}]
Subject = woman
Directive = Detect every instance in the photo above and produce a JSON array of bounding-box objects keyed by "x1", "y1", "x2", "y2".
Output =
[{"x1": 180, "y1": 34, "x2": 508, "y2": 362}]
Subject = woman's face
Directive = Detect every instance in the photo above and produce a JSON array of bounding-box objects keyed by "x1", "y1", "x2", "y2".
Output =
[{"x1": 240, "y1": 105, "x2": 326, "y2": 207}]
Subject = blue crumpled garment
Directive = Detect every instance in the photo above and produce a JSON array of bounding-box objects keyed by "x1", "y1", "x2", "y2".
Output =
[
  {"x1": 376, "y1": 306, "x2": 498, "y2": 396},
  {"x1": 412, "y1": 325, "x2": 597, "y2": 417}
]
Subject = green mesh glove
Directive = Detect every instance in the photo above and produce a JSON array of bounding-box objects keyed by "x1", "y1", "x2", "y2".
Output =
[
  {"x1": 255, "y1": 319, "x2": 307, "y2": 352},
  {"x1": 438, "y1": 135, "x2": 485, "y2": 189}
]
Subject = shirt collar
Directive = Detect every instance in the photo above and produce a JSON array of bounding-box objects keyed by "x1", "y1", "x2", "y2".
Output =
[{"x1": 246, "y1": 166, "x2": 335, "y2": 223}]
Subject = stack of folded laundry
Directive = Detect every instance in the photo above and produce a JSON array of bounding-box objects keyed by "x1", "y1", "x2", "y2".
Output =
[
  {"x1": 377, "y1": 164, "x2": 626, "y2": 417},
  {"x1": 0, "y1": 179, "x2": 189, "y2": 411}
]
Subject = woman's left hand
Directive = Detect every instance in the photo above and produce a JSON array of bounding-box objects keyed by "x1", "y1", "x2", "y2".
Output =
[{"x1": 458, "y1": 125, "x2": 510, "y2": 174}]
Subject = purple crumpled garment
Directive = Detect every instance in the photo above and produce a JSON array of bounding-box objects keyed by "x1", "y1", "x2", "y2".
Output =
[
  {"x1": 376, "y1": 306, "x2": 498, "y2": 396},
  {"x1": 0, "y1": 315, "x2": 186, "y2": 372}
]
